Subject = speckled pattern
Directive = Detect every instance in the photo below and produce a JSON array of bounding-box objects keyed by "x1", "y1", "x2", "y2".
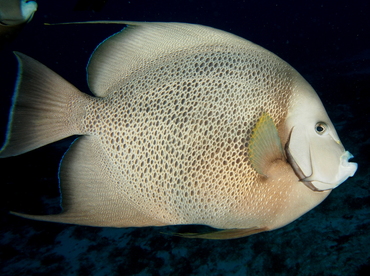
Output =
[
  {"x1": 80, "y1": 36, "x2": 294, "y2": 227},
  {"x1": 0, "y1": 0, "x2": 369, "y2": 275}
]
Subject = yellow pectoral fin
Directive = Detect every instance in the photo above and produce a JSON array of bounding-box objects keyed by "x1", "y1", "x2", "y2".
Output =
[
  {"x1": 248, "y1": 112, "x2": 285, "y2": 176},
  {"x1": 169, "y1": 227, "x2": 268, "y2": 240}
]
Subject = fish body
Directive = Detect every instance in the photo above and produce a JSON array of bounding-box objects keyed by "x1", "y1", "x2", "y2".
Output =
[{"x1": 0, "y1": 22, "x2": 357, "y2": 239}]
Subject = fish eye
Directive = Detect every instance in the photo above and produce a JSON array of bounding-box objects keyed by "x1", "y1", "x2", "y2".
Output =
[{"x1": 315, "y1": 122, "x2": 327, "y2": 135}]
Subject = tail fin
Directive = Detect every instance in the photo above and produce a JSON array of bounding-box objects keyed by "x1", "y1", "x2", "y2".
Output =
[{"x1": 0, "y1": 52, "x2": 91, "y2": 157}]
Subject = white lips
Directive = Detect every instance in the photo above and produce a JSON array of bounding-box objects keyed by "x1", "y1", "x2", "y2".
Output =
[{"x1": 339, "y1": 151, "x2": 358, "y2": 178}]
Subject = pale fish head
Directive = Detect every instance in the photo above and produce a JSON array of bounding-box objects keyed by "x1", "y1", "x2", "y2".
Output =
[
  {"x1": 0, "y1": 0, "x2": 37, "y2": 26},
  {"x1": 284, "y1": 74, "x2": 357, "y2": 191}
]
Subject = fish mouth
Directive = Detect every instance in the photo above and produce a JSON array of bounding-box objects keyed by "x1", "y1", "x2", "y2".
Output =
[{"x1": 302, "y1": 151, "x2": 357, "y2": 190}]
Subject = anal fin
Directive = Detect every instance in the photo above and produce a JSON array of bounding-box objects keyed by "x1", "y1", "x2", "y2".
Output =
[{"x1": 11, "y1": 135, "x2": 165, "y2": 228}]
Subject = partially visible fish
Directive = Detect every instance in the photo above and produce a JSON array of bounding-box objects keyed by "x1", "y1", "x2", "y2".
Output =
[
  {"x1": 0, "y1": 0, "x2": 37, "y2": 46},
  {"x1": 0, "y1": 22, "x2": 357, "y2": 239}
]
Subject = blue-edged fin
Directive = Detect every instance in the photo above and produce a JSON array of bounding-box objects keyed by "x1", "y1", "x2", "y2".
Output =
[
  {"x1": 248, "y1": 112, "x2": 285, "y2": 176},
  {"x1": 172, "y1": 227, "x2": 268, "y2": 240},
  {"x1": 10, "y1": 135, "x2": 165, "y2": 227},
  {"x1": 0, "y1": 52, "x2": 91, "y2": 158}
]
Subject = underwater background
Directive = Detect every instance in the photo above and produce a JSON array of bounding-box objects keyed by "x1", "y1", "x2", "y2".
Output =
[{"x1": 0, "y1": 0, "x2": 369, "y2": 275}]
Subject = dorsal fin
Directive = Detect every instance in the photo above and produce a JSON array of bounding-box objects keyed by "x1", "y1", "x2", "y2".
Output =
[{"x1": 85, "y1": 21, "x2": 258, "y2": 97}]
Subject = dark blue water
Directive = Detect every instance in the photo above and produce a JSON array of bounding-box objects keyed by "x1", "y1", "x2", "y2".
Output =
[{"x1": 0, "y1": 0, "x2": 369, "y2": 275}]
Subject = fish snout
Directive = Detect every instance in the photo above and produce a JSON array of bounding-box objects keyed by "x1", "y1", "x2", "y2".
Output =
[{"x1": 304, "y1": 150, "x2": 357, "y2": 191}]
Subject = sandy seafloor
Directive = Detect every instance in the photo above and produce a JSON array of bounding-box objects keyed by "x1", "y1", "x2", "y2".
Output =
[{"x1": 0, "y1": 0, "x2": 369, "y2": 275}]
